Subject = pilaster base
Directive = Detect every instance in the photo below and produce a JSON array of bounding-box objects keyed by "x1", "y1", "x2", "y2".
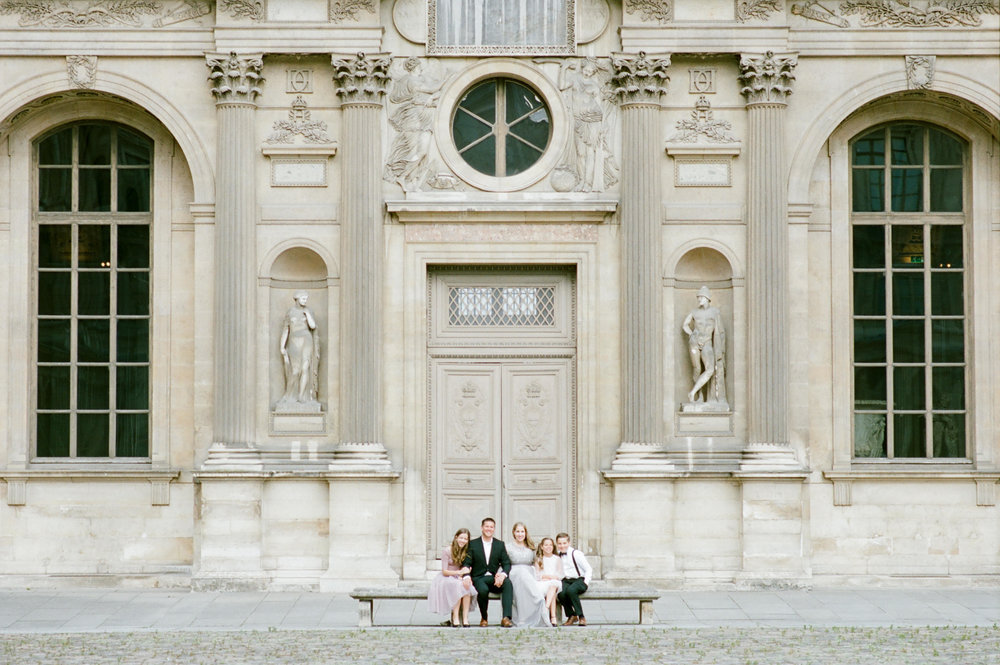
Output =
[
  {"x1": 737, "y1": 475, "x2": 810, "y2": 585},
  {"x1": 202, "y1": 445, "x2": 264, "y2": 471},
  {"x1": 193, "y1": 477, "x2": 265, "y2": 589},
  {"x1": 329, "y1": 442, "x2": 392, "y2": 471},
  {"x1": 739, "y1": 443, "x2": 802, "y2": 471},
  {"x1": 602, "y1": 473, "x2": 677, "y2": 581},
  {"x1": 610, "y1": 442, "x2": 676, "y2": 471}
]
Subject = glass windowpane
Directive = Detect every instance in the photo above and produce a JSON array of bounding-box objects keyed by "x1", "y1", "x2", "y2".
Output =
[
  {"x1": 117, "y1": 318, "x2": 149, "y2": 363},
  {"x1": 930, "y1": 169, "x2": 962, "y2": 212},
  {"x1": 892, "y1": 319, "x2": 925, "y2": 363},
  {"x1": 929, "y1": 129, "x2": 962, "y2": 165},
  {"x1": 505, "y1": 81, "x2": 543, "y2": 123},
  {"x1": 852, "y1": 226, "x2": 884, "y2": 268},
  {"x1": 37, "y1": 319, "x2": 71, "y2": 362},
  {"x1": 117, "y1": 366, "x2": 149, "y2": 410},
  {"x1": 890, "y1": 125, "x2": 923, "y2": 165},
  {"x1": 853, "y1": 272, "x2": 885, "y2": 316},
  {"x1": 37, "y1": 366, "x2": 70, "y2": 410},
  {"x1": 505, "y1": 135, "x2": 543, "y2": 176},
  {"x1": 117, "y1": 272, "x2": 149, "y2": 315},
  {"x1": 78, "y1": 168, "x2": 111, "y2": 212},
  {"x1": 932, "y1": 367, "x2": 964, "y2": 410},
  {"x1": 77, "y1": 413, "x2": 110, "y2": 457},
  {"x1": 79, "y1": 125, "x2": 111, "y2": 165},
  {"x1": 852, "y1": 130, "x2": 885, "y2": 166},
  {"x1": 931, "y1": 319, "x2": 964, "y2": 363},
  {"x1": 893, "y1": 414, "x2": 925, "y2": 457},
  {"x1": 853, "y1": 320, "x2": 886, "y2": 363},
  {"x1": 459, "y1": 134, "x2": 497, "y2": 176},
  {"x1": 891, "y1": 168, "x2": 922, "y2": 212},
  {"x1": 931, "y1": 273, "x2": 963, "y2": 316},
  {"x1": 854, "y1": 366, "x2": 886, "y2": 410},
  {"x1": 452, "y1": 110, "x2": 493, "y2": 151},
  {"x1": 930, "y1": 226, "x2": 963, "y2": 269},
  {"x1": 854, "y1": 414, "x2": 886, "y2": 457},
  {"x1": 117, "y1": 128, "x2": 151, "y2": 165},
  {"x1": 891, "y1": 272, "x2": 923, "y2": 316},
  {"x1": 36, "y1": 413, "x2": 70, "y2": 457},
  {"x1": 116, "y1": 413, "x2": 149, "y2": 457},
  {"x1": 891, "y1": 226, "x2": 923, "y2": 269},
  {"x1": 117, "y1": 169, "x2": 150, "y2": 212},
  {"x1": 78, "y1": 225, "x2": 110, "y2": 268},
  {"x1": 893, "y1": 366, "x2": 925, "y2": 411},
  {"x1": 38, "y1": 169, "x2": 72, "y2": 211},
  {"x1": 118, "y1": 226, "x2": 150, "y2": 269},
  {"x1": 39, "y1": 129, "x2": 72, "y2": 165},
  {"x1": 851, "y1": 169, "x2": 884, "y2": 212},
  {"x1": 38, "y1": 272, "x2": 71, "y2": 315},
  {"x1": 78, "y1": 318, "x2": 110, "y2": 363},
  {"x1": 77, "y1": 366, "x2": 109, "y2": 410},
  {"x1": 458, "y1": 81, "x2": 496, "y2": 126},
  {"x1": 38, "y1": 225, "x2": 72, "y2": 268},
  {"x1": 932, "y1": 414, "x2": 965, "y2": 458},
  {"x1": 78, "y1": 272, "x2": 110, "y2": 315}
]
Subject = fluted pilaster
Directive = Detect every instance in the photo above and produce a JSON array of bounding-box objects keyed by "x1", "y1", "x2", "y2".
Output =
[
  {"x1": 205, "y1": 53, "x2": 263, "y2": 453},
  {"x1": 739, "y1": 51, "x2": 800, "y2": 469},
  {"x1": 609, "y1": 52, "x2": 674, "y2": 471},
  {"x1": 331, "y1": 53, "x2": 392, "y2": 467}
]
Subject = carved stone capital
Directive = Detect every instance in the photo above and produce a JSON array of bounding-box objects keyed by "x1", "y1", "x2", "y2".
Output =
[
  {"x1": 611, "y1": 51, "x2": 671, "y2": 106},
  {"x1": 739, "y1": 51, "x2": 797, "y2": 105},
  {"x1": 331, "y1": 52, "x2": 392, "y2": 106},
  {"x1": 206, "y1": 52, "x2": 265, "y2": 105}
]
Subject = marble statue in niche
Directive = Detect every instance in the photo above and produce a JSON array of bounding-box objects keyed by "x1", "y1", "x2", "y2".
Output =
[
  {"x1": 276, "y1": 291, "x2": 321, "y2": 412},
  {"x1": 552, "y1": 57, "x2": 620, "y2": 193},
  {"x1": 681, "y1": 286, "x2": 728, "y2": 412}
]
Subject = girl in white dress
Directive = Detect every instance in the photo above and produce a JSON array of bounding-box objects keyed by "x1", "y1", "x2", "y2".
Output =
[{"x1": 534, "y1": 537, "x2": 563, "y2": 626}]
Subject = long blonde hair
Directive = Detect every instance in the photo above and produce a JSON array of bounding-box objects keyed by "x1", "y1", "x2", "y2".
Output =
[
  {"x1": 511, "y1": 522, "x2": 535, "y2": 551},
  {"x1": 450, "y1": 528, "x2": 471, "y2": 566}
]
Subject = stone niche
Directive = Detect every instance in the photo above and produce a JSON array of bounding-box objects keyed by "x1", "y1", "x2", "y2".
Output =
[
  {"x1": 671, "y1": 247, "x2": 736, "y2": 444},
  {"x1": 267, "y1": 247, "x2": 331, "y2": 439}
]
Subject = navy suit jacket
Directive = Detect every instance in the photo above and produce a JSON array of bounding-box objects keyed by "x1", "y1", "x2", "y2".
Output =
[{"x1": 463, "y1": 536, "x2": 511, "y2": 578}]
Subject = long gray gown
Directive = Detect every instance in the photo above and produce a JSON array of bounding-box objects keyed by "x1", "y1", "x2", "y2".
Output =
[{"x1": 507, "y1": 543, "x2": 550, "y2": 627}]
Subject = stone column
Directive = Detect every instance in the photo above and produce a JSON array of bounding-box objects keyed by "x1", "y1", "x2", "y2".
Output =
[
  {"x1": 738, "y1": 51, "x2": 800, "y2": 469},
  {"x1": 609, "y1": 52, "x2": 675, "y2": 471},
  {"x1": 330, "y1": 53, "x2": 391, "y2": 468},
  {"x1": 205, "y1": 52, "x2": 264, "y2": 465}
]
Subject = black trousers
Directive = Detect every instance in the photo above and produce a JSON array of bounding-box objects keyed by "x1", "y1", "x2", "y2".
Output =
[
  {"x1": 558, "y1": 577, "x2": 588, "y2": 618},
  {"x1": 472, "y1": 574, "x2": 512, "y2": 621}
]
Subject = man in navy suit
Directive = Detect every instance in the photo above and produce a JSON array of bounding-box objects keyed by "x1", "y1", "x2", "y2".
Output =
[{"x1": 463, "y1": 517, "x2": 513, "y2": 627}]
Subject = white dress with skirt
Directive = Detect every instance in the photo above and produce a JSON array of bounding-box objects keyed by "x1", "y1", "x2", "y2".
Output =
[
  {"x1": 507, "y1": 543, "x2": 550, "y2": 627},
  {"x1": 535, "y1": 554, "x2": 563, "y2": 597}
]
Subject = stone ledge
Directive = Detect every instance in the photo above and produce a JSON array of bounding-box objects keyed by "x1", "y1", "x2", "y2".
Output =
[
  {"x1": 823, "y1": 470, "x2": 1000, "y2": 507},
  {"x1": 1, "y1": 469, "x2": 180, "y2": 507},
  {"x1": 387, "y1": 198, "x2": 618, "y2": 224},
  {"x1": 193, "y1": 470, "x2": 400, "y2": 481}
]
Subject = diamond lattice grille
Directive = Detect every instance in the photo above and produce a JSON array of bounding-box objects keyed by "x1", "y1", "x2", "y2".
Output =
[{"x1": 448, "y1": 286, "x2": 556, "y2": 327}]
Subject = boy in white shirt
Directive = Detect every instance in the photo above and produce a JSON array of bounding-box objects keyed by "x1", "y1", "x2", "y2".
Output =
[{"x1": 555, "y1": 532, "x2": 592, "y2": 626}]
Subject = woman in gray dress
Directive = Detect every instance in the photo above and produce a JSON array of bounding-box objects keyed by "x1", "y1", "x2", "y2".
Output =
[{"x1": 507, "y1": 523, "x2": 551, "y2": 627}]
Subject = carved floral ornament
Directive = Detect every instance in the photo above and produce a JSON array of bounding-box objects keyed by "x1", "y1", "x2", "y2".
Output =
[
  {"x1": 206, "y1": 52, "x2": 265, "y2": 104},
  {"x1": 266, "y1": 96, "x2": 332, "y2": 144},
  {"x1": 220, "y1": 0, "x2": 264, "y2": 21},
  {"x1": 0, "y1": 0, "x2": 213, "y2": 27},
  {"x1": 738, "y1": 51, "x2": 797, "y2": 105},
  {"x1": 610, "y1": 51, "x2": 671, "y2": 105},
  {"x1": 66, "y1": 55, "x2": 97, "y2": 89},
  {"x1": 790, "y1": 0, "x2": 999, "y2": 28},
  {"x1": 736, "y1": 0, "x2": 781, "y2": 22},
  {"x1": 330, "y1": 0, "x2": 375, "y2": 22},
  {"x1": 669, "y1": 96, "x2": 738, "y2": 143},
  {"x1": 331, "y1": 52, "x2": 392, "y2": 105},
  {"x1": 624, "y1": 0, "x2": 673, "y2": 23}
]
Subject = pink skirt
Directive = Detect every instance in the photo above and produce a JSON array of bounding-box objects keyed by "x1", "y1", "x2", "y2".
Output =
[{"x1": 427, "y1": 573, "x2": 474, "y2": 615}]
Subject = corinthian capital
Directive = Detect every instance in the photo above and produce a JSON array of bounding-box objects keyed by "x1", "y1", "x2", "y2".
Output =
[
  {"x1": 331, "y1": 52, "x2": 392, "y2": 105},
  {"x1": 206, "y1": 52, "x2": 264, "y2": 105},
  {"x1": 610, "y1": 51, "x2": 671, "y2": 106},
  {"x1": 739, "y1": 51, "x2": 797, "y2": 105}
]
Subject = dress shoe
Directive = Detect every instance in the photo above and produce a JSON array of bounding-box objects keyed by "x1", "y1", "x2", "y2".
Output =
[
  {"x1": 500, "y1": 617, "x2": 513, "y2": 627},
  {"x1": 562, "y1": 616, "x2": 578, "y2": 626},
  {"x1": 578, "y1": 617, "x2": 587, "y2": 626},
  {"x1": 479, "y1": 619, "x2": 489, "y2": 627}
]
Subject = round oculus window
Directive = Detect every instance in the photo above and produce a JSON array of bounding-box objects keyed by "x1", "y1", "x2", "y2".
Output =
[{"x1": 451, "y1": 78, "x2": 552, "y2": 178}]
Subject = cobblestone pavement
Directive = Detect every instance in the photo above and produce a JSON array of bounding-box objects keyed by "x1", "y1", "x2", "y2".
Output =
[{"x1": 2, "y1": 625, "x2": 998, "y2": 665}]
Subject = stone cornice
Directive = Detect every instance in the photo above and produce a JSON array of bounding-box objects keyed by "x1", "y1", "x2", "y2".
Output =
[
  {"x1": 611, "y1": 51, "x2": 671, "y2": 106},
  {"x1": 206, "y1": 51, "x2": 264, "y2": 105},
  {"x1": 739, "y1": 50, "x2": 797, "y2": 105},
  {"x1": 331, "y1": 52, "x2": 391, "y2": 105}
]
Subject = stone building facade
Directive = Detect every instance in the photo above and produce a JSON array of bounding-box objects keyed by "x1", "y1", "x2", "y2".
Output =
[{"x1": 0, "y1": 0, "x2": 998, "y2": 590}]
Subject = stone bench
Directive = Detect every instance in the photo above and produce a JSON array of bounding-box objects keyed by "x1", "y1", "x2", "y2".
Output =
[{"x1": 349, "y1": 584, "x2": 660, "y2": 627}]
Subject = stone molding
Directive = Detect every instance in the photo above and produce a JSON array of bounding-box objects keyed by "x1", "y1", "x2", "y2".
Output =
[
  {"x1": 739, "y1": 51, "x2": 797, "y2": 105},
  {"x1": 736, "y1": 0, "x2": 781, "y2": 23},
  {"x1": 611, "y1": 51, "x2": 671, "y2": 106},
  {"x1": 2, "y1": 470, "x2": 180, "y2": 506},
  {"x1": 207, "y1": 51, "x2": 264, "y2": 105},
  {"x1": 824, "y1": 471, "x2": 1000, "y2": 507},
  {"x1": 791, "y1": 0, "x2": 1000, "y2": 28},
  {"x1": 0, "y1": 0, "x2": 211, "y2": 27},
  {"x1": 329, "y1": 0, "x2": 375, "y2": 22},
  {"x1": 331, "y1": 52, "x2": 391, "y2": 106}
]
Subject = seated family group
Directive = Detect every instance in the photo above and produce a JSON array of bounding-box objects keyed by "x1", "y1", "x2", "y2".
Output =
[{"x1": 428, "y1": 517, "x2": 592, "y2": 628}]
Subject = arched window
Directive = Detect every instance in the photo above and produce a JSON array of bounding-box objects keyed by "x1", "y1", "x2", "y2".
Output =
[
  {"x1": 34, "y1": 123, "x2": 152, "y2": 458},
  {"x1": 851, "y1": 123, "x2": 966, "y2": 459}
]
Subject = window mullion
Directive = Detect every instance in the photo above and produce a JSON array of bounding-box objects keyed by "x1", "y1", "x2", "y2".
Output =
[
  {"x1": 71, "y1": 127, "x2": 79, "y2": 213},
  {"x1": 495, "y1": 81, "x2": 508, "y2": 177}
]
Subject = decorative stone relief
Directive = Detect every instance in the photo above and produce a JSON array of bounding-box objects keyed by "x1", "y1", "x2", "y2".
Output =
[
  {"x1": 624, "y1": 0, "x2": 673, "y2": 23},
  {"x1": 515, "y1": 381, "x2": 552, "y2": 455},
  {"x1": 791, "y1": 0, "x2": 999, "y2": 28},
  {"x1": 736, "y1": 0, "x2": 781, "y2": 22},
  {"x1": 905, "y1": 55, "x2": 936, "y2": 89},
  {"x1": 681, "y1": 286, "x2": 729, "y2": 412},
  {"x1": 450, "y1": 381, "x2": 486, "y2": 456},
  {"x1": 276, "y1": 291, "x2": 321, "y2": 413},
  {"x1": 577, "y1": 0, "x2": 610, "y2": 43},
  {"x1": 266, "y1": 96, "x2": 331, "y2": 143},
  {"x1": 383, "y1": 57, "x2": 451, "y2": 192},
  {"x1": 669, "y1": 96, "x2": 737, "y2": 143},
  {"x1": 392, "y1": 0, "x2": 427, "y2": 44},
  {"x1": 611, "y1": 51, "x2": 671, "y2": 105},
  {"x1": 739, "y1": 51, "x2": 797, "y2": 105},
  {"x1": 286, "y1": 69, "x2": 313, "y2": 94},
  {"x1": 330, "y1": 0, "x2": 375, "y2": 22},
  {"x1": 220, "y1": 0, "x2": 264, "y2": 21},
  {"x1": 689, "y1": 68, "x2": 715, "y2": 94},
  {"x1": 331, "y1": 52, "x2": 391, "y2": 105},
  {"x1": 551, "y1": 58, "x2": 620, "y2": 193},
  {"x1": 206, "y1": 52, "x2": 264, "y2": 104},
  {"x1": 66, "y1": 55, "x2": 97, "y2": 89},
  {"x1": 0, "y1": 0, "x2": 212, "y2": 27}
]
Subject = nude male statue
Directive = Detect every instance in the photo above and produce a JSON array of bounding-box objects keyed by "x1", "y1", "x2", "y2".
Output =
[{"x1": 682, "y1": 286, "x2": 727, "y2": 407}]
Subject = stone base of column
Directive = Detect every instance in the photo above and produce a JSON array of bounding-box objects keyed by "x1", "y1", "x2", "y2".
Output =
[
  {"x1": 610, "y1": 442, "x2": 676, "y2": 471},
  {"x1": 329, "y1": 442, "x2": 392, "y2": 471},
  {"x1": 192, "y1": 477, "x2": 266, "y2": 591},
  {"x1": 202, "y1": 445, "x2": 264, "y2": 471},
  {"x1": 602, "y1": 473, "x2": 680, "y2": 586},
  {"x1": 739, "y1": 443, "x2": 802, "y2": 471},
  {"x1": 735, "y1": 474, "x2": 811, "y2": 588},
  {"x1": 320, "y1": 472, "x2": 400, "y2": 592}
]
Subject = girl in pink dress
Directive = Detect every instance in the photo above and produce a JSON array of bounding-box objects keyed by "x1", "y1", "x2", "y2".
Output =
[{"x1": 427, "y1": 528, "x2": 475, "y2": 626}]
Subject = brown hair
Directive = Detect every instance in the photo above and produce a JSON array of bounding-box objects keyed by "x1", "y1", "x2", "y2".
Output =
[
  {"x1": 535, "y1": 537, "x2": 555, "y2": 567},
  {"x1": 511, "y1": 522, "x2": 535, "y2": 551},
  {"x1": 556, "y1": 532, "x2": 570, "y2": 542},
  {"x1": 450, "y1": 528, "x2": 471, "y2": 566}
]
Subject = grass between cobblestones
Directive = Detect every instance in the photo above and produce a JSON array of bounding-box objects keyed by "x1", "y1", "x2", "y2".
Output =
[{"x1": 1, "y1": 625, "x2": 997, "y2": 664}]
